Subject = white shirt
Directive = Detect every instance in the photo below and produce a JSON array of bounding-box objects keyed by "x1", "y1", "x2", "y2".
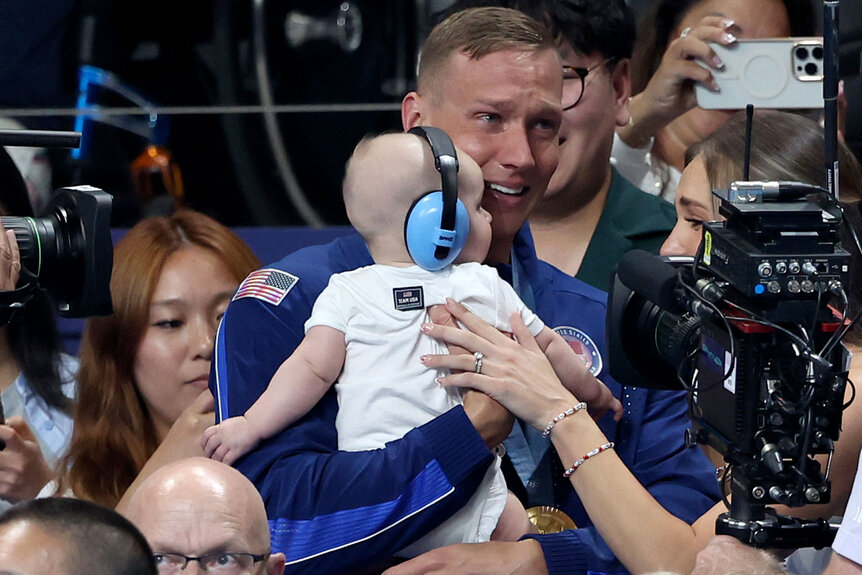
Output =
[{"x1": 611, "y1": 132, "x2": 680, "y2": 203}]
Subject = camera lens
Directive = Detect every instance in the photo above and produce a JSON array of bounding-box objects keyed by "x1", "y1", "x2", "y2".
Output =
[
  {"x1": 805, "y1": 62, "x2": 819, "y2": 76},
  {"x1": 813, "y1": 47, "x2": 823, "y2": 60},
  {"x1": 0, "y1": 216, "x2": 53, "y2": 278},
  {"x1": 796, "y1": 47, "x2": 809, "y2": 59}
]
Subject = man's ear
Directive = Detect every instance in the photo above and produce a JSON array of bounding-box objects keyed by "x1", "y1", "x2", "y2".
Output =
[
  {"x1": 267, "y1": 552, "x2": 286, "y2": 575},
  {"x1": 611, "y1": 58, "x2": 633, "y2": 128},
  {"x1": 402, "y1": 91, "x2": 424, "y2": 131}
]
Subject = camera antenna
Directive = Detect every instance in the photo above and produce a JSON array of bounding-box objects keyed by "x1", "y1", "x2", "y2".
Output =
[
  {"x1": 824, "y1": 0, "x2": 839, "y2": 198},
  {"x1": 743, "y1": 104, "x2": 754, "y2": 181}
]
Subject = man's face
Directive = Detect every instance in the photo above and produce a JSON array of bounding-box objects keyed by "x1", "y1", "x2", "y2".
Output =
[
  {"x1": 133, "y1": 490, "x2": 274, "y2": 575},
  {"x1": 405, "y1": 47, "x2": 563, "y2": 261},
  {"x1": 545, "y1": 43, "x2": 629, "y2": 205}
]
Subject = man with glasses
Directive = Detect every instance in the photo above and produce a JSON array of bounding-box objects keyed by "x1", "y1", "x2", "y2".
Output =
[
  {"x1": 123, "y1": 458, "x2": 285, "y2": 575},
  {"x1": 525, "y1": 0, "x2": 677, "y2": 292}
]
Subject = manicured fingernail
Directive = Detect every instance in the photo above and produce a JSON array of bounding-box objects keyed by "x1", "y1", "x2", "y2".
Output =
[
  {"x1": 722, "y1": 19, "x2": 735, "y2": 29},
  {"x1": 723, "y1": 33, "x2": 736, "y2": 44},
  {"x1": 712, "y1": 55, "x2": 725, "y2": 69},
  {"x1": 420, "y1": 355, "x2": 429, "y2": 364},
  {"x1": 435, "y1": 377, "x2": 443, "y2": 386},
  {"x1": 421, "y1": 323, "x2": 433, "y2": 333}
]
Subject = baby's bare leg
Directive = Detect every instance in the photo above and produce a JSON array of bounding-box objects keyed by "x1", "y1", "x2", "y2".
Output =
[{"x1": 490, "y1": 491, "x2": 537, "y2": 541}]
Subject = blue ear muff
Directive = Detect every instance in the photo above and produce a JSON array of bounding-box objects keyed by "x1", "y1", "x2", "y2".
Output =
[{"x1": 405, "y1": 191, "x2": 470, "y2": 270}]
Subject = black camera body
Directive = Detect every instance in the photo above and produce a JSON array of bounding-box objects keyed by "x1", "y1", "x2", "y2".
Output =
[{"x1": 608, "y1": 183, "x2": 850, "y2": 548}]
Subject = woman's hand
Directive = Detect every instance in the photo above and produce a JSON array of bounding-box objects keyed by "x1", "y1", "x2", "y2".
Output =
[
  {"x1": 115, "y1": 390, "x2": 215, "y2": 513},
  {"x1": 428, "y1": 302, "x2": 514, "y2": 447},
  {"x1": 622, "y1": 16, "x2": 737, "y2": 148},
  {"x1": 419, "y1": 299, "x2": 577, "y2": 431},
  {"x1": 0, "y1": 221, "x2": 21, "y2": 291},
  {"x1": 0, "y1": 416, "x2": 54, "y2": 501},
  {"x1": 159, "y1": 390, "x2": 215, "y2": 461}
]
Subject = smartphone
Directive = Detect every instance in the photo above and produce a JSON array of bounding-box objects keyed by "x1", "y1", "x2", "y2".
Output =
[{"x1": 694, "y1": 37, "x2": 824, "y2": 110}]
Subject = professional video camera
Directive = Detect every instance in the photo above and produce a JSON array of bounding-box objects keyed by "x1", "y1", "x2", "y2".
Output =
[
  {"x1": 1, "y1": 186, "x2": 113, "y2": 318},
  {"x1": 608, "y1": 182, "x2": 852, "y2": 549},
  {"x1": 0, "y1": 130, "x2": 113, "y2": 319}
]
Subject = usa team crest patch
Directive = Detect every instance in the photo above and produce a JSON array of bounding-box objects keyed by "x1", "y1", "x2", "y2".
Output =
[
  {"x1": 554, "y1": 326, "x2": 603, "y2": 376},
  {"x1": 393, "y1": 286, "x2": 424, "y2": 311},
  {"x1": 232, "y1": 269, "x2": 298, "y2": 306}
]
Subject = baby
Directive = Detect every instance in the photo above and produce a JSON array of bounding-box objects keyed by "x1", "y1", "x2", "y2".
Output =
[{"x1": 203, "y1": 128, "x2": 621, "y2": 554}]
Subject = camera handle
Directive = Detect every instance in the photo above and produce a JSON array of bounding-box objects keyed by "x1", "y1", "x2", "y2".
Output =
[
  {"x1": 0, "y1": 130, "x2": 80, "y2": 149},
  {"x1": 0, "y1": 268, "x2": 39, "y2": 327},
  {"x1": 716, "y1": 506, "x2": 838, "y2": 549},
  {"x1": 715, "y1": 475, "x2": 839, "y2": 549}
]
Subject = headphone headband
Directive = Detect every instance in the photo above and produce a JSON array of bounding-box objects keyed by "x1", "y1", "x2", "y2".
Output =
[{"x1": 408, "y1": 126, "x2": 460, "y2": 260}]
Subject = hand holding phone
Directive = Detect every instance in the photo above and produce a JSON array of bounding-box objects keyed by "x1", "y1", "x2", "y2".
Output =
[
  {"x1": 694, "y1": 38, "x2": 824, "y2": 110},
  {"x1": 619, "y1": 15, "x2": 735, "y2": 149}
]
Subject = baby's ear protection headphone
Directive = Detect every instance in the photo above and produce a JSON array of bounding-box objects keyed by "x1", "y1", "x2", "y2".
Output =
[{"x1": 405, "y1": 126, "x2": 470, "y2": 270}]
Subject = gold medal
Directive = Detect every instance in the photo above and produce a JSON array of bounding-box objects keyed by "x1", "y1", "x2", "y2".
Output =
[{"x1": 526, "y1": 506, "x2": 577, "y2": 534}]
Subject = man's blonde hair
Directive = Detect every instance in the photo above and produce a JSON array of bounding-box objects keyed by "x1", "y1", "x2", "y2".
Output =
[{"x1": 417, "y1": 7, "x2": 554, "y2": 100}]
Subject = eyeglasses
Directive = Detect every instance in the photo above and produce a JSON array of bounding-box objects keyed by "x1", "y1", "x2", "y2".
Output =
[
  {"x1": 153, "y1": 552, "x2": 269, "y2": 573},
  {"x1": 562, "y1": 57, "x2": 618, "y2": 111}
]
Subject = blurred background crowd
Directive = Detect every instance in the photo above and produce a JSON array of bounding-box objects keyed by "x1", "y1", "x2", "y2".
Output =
[{"x1": 0, "y1": 0, "x2": 860, "y2": 228}]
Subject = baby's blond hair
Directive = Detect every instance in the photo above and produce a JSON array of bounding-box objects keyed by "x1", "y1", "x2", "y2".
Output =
[{"x1": 343, "y1": 132, "x2": 446, "y2": 252}]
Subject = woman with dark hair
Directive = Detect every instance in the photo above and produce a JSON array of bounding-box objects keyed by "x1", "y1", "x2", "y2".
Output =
[
  {"x1": 613, "y1": 0, "x2": 817, "y2": 201},
  {"x1": 0, "y1": 153, "x2": 77, "y2": 511},
  {"x1": 57, "y1": 210, "x2": 260, "y2": 509}
]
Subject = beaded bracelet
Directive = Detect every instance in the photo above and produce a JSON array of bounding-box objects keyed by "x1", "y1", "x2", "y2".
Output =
[
  {"x1": 563, "y1": 442, "x2": 615, "y2": 477},
  {"x1": 541, "y1": 402, "x2": 587, "y2": 438}
]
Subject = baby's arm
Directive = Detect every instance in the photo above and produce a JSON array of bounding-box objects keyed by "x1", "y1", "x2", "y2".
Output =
[
  {"x1": 535, "y1": 326, "x2": 623, "y2": 421},
  {"x1": 203, "y1": 325, "x2": 346, "y2": 464}
]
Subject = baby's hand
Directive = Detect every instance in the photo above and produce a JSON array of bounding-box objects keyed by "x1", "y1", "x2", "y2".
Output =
[
  {"x1": 580, "y1": 378, "x2": 624, "y2": 422},
  {"x1": 201, "y1": 416, "x2": 260, "y2": 465},
  {"x1": 542, "y1": 330, "x2": 623, "y2": 422}
]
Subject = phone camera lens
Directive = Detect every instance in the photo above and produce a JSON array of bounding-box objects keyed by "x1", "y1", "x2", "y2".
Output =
[
  {"x1": 805, "y1": 62, "x2": 819, "y2": 76},
  {"x1": 813, "y1": 46, "x2": 823, "y2": 59},
  {"x1": 796, "y1": 46, "x2": 809, "y2": 59}
]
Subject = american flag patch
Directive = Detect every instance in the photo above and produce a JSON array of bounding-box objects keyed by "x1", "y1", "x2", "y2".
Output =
[{"x1": 232, "y1": 269, "x2": 298, "y2": 306}]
